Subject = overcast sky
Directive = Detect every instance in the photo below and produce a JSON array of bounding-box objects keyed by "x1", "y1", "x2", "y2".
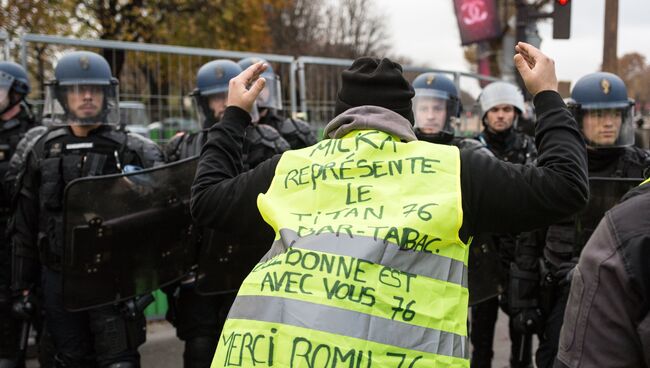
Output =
[{"x1": 374, "y1": 0, "x2": 650, "y2": 92}]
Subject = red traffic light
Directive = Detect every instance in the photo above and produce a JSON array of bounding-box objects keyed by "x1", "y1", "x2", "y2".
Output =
[{"x1": 557, "y1": 0, "x2": 569, "y2": 5}]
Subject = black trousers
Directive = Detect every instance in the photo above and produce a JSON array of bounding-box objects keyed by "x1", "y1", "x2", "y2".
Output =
[
  {"x1": 0, "y1": 223, "x2": 20, "y2": 364},
  {"x1": 536, "y1": 288, "x2": 569, "y2": 368},
  {"x1": 165, "y1": 285, "x2": 236, "y2": 368},
  {"x1": 42, "y1": 267, "x2": 144, "y2": 367},
  {"x1": 470, "y1": 296, "x2": 533, "y2": 368}
]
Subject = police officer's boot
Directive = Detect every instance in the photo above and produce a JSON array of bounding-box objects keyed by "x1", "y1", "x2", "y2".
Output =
[{"x1": 184, "y1": 336, "x2": 217, "y2": 368}]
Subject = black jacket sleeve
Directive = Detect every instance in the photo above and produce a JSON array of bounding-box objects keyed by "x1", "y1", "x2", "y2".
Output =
[
  {"x1": 459, "y1": 91, "x2": 589, "y2": 240},
  {"x1": 191, "y1": 107, "x2": 277, "y2": 243}
]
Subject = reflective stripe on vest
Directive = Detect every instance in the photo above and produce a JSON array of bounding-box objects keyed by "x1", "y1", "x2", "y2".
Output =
[{"x1": 212, "y1": 130, "x2": 470, "y2": 367}]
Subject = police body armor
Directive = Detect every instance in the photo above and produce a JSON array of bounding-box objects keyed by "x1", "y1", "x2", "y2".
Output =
[
  {"x1": 18, "y1": 126, "x2": 163, "y2": 311},
  {"x1": 477, "y1": 129, "x2": 537, "y2": 165},
  {"x1": 260, "y1": 112, "x2": 317, "y2": 150},
  {"x1": 31, "y1": 127, "x2": 158, "y2": 268},
  {"x1": 242, "y1": 123, "x2": 290, "y2": 170},
  {"x1": 164, "y1": 130, "x2": 207, "y2": 163}
]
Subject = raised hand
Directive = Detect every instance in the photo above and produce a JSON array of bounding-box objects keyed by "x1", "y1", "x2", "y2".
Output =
[
  {"x1": 514, "y1": 42, "x2": 558, "y2": 96},
  {"x1": 226, "y1": 61, "x2": 267, "y2": 114}
]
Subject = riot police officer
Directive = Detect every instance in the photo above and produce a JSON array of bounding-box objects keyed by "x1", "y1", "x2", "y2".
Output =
[
  {"x1": 535, "y1": 72, "x2": 650, "y2": 368},
  {"x1": 477, "y1": 82, "x2": 537, "y2": 163},
  {"x1": 237, "y1": 57, "x2": 317, "y2": 149},
  {"x1": 411, "y1": 72, "x2": 488, "y2": 152},
  {"x1": 166, "y1": 59, "x2": 289, "y2": 168},
  {"x1": 0, "y1": 61, "x2": 39, "y2": 368},
  {"x1": 10, "y1": 51, "x2": 162, "y2": 368},
  {"x1": 472, "y1": 81, "x2": 538, "y2": 368},
  {"x1": 163, "y1": 59, "x2": 289, "y2": 368}
]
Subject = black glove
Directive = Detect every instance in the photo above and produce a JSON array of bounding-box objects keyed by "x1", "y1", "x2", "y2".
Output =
[{"x1": 511, "y1": 307, "x2": 543, "y2": 335}]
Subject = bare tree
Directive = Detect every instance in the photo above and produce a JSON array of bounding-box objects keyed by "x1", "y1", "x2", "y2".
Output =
[
  {"x1": 321, "y1": 0, "x2": 389, "y2": 58},
  {"x1": 265, "y1": 0, "x2": 325, "y2": 56},
  {"x1": 265, "y1": 0, "x2": 391, "y2": 59}
]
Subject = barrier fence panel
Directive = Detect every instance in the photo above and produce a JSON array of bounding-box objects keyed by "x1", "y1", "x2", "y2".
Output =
[
  {"x1": 16, "y1": 34, "x2": 506, "y2": 141},
  {"x1": 18, "y1": 34, "x2": 295, "y2": 144},
  {"x1": 296, "y1": 56, "x2": 501, "y2": 137}
]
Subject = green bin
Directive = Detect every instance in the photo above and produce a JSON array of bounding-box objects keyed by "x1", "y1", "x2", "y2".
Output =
[{"x1": 144, "y1": 289, "x2": 169, "y2": 320}]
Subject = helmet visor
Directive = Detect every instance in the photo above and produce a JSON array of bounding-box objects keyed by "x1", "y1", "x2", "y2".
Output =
[
  {"x1": 579, "y1": 107, "x2": 635, "y2": 148},
  {"x1": 44, "y1": 83, "x2": 120, "y2": 126},
  {"x1": 0, "y1": 72, "x2": 15, "y2": 112},
  {"x1": 413, "y1": 90, "x2": 460, "y2": 135},
  {"x1": 257, "y1": 74, "x2": 283, "y2": 111},
  {"x1": 193, "y1": 91, "x2": 227, "y2": 128}
]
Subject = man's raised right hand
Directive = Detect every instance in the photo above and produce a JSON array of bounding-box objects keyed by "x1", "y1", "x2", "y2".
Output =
[
  {"x1": 227, "y1": 61, "x2": 267, "y2": 115},
  {"x1": 514, "y1": 42, "x2": 559, "y2": 96}
]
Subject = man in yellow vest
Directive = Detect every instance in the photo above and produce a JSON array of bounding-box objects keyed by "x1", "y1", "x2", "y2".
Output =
[{"x1": 191, "y1": 42, "x2": 588, "y2": 368}]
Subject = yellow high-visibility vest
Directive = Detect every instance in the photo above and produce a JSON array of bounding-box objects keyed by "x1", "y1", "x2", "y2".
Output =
[
  {"x1": 641, "y1": 177, "x2": 650, "y2": 186},
  {"x1": 212, "y1": 129, "x2": 470, "y2": 367}
]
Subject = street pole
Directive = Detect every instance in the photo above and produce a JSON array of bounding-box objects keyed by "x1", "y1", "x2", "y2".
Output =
[
  {"x1": 602, "y1": 0, "x2": 619, "y2": 74},
  {"x1": 515, "y1": 0, "x2": 531, "y2": 99}
]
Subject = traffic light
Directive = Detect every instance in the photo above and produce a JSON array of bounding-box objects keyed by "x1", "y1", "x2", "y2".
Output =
[{"x1": 553, "y1": 0, "x2": 571, "y2": 39}]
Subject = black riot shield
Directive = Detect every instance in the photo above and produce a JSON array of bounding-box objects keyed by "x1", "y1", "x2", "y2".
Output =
[
  {"x1": 468, "y1": 234, "x2": 504, "y2": 306},
  {"x1": 573, "y1": 177, "x2": 642, "y2": 249},
  {"x1": 62, "y1": 157, "x2": 198, "y2": 311},
  {"x1": 195, "y1": 229, "x2": 270, "y2": 296}
]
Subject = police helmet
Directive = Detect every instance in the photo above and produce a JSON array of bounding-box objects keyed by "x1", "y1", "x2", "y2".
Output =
[
  {"x1": 191, "y1": 59, "x2": 244, "y2": 128},
  {"x1": 0, "y1": 61, "x2": 31, "y2": 115},
  {"x1": 43, "y1": 51, "x2": 119, "y2": 125},
  {"x1": 238, "y1": 57, "x2": 283, "y2": 111},
  {"x1": 570, "y1": 72, "x2": 634, "y2": 148},
  {"x1": 411, "y1": 72, "x2": 462, "y2": 143}
]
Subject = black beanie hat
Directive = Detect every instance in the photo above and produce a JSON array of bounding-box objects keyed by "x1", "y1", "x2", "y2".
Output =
[{"x1": 335, "y1": 57, "x2": 415, "y2": 124}]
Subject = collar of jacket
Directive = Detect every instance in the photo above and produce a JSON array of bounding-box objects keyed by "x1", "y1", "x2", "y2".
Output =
[{"x1": 323, "y1": 105, "x2": 417, "y2": 142}]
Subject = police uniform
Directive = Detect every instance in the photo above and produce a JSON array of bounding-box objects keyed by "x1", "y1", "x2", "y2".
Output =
[
  {"x1": 536, "y1": 144, "x2": 649, "y2": 367},
  {"x1": 10, "y1": 51, "x2": 163, "y2": 368},
  {"x1": 536, "y1": 72, "x2": 650, "y2": 368},
  {"x1": 11, "y1": 125, "x2": 161, "y2": 367},
  {"x1": 0, "y1": 60, "x2": 41, "y2": 367},
  {"x1": 477, "y1": 128, "x2": 537, "y2": 164},
  {"x1": 163, "y1": 59, "x2": 289, "y2": 368},
  {"x1": 258, "y1": 112, "x2": 316, "y2": 150},
  {"x1": 0, "y1": 103, "x2": 39, "y2": 367}
]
